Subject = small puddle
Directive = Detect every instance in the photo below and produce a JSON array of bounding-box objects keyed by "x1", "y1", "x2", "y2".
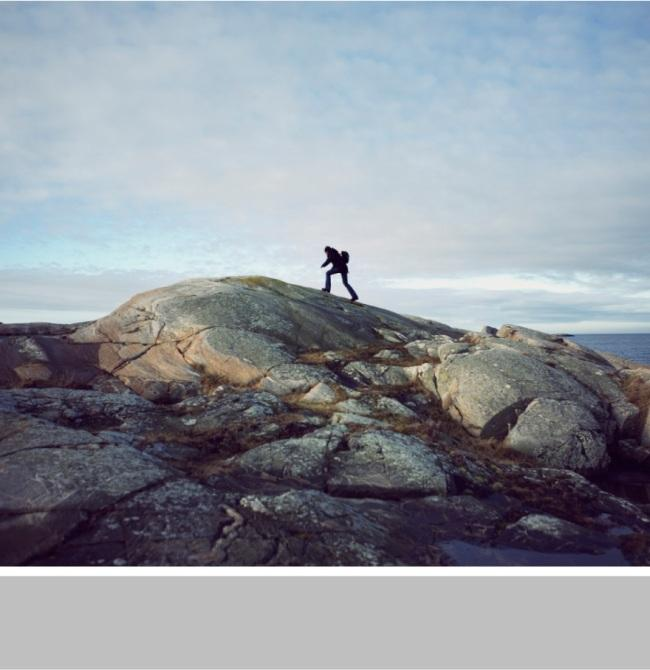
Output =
[
  {"x1": 439, "y1": 540, "x2": 628, "y2": 566},
  {"x1": 592, "y1": 468, "x2": 650, "y2": 505}
]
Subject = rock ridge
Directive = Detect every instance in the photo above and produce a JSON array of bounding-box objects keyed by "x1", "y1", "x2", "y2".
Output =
[{"x1": 1, "y1": 277, "x2": 650, "y2": 565}]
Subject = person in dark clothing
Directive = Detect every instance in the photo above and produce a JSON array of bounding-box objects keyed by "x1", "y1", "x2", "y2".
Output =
[{"x1": 321, "y1": 246, "x2": 359, "y2": 302}]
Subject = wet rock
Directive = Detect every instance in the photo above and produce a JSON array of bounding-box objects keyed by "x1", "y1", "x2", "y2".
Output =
[
  {"x1": 327, "y1": 430, "x2": 453, "y2": 499},
  {"x1": 497, "y1": 513, "x2": 617, "y2": 554},
  {"x1": 438, "y1": 539, "x2": 628, "y2": 566},
  {"x1": 401, "y1": 495, "x2": 503, "y2": 542},
  {"x1": 504, "y1": 398, "x2": 609, "y2": 472}
]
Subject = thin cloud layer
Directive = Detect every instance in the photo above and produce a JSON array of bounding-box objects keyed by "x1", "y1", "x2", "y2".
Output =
[{"x1": 1, "y1": 3, "x2": 649, "y2": 331}]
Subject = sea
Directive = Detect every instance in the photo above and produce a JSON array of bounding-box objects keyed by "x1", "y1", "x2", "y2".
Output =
[{"x1": 569, "y1": 333, "x2": 650, "y2": 366}]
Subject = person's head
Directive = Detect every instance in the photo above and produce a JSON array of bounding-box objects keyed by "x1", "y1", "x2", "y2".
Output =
[{"x1": 324, "y1": 246, "x2": 331, "y2": 253}]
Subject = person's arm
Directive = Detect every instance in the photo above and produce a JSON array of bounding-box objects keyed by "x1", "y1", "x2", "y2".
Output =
[{"x1": 321, "y1": 257, "x2": 331, "y2": 268}]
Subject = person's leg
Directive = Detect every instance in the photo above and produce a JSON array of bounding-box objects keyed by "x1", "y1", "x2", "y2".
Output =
[
  {"x1": 323, "y1": 269, "x2": 333, "y2": 292},
  {"x1": 341, "y1": 272, "x2": 359, "y2": 301}
]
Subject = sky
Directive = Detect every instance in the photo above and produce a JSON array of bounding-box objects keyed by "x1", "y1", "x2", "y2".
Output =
[{"x1": 1, "y1": 1, "x2": 649, "y2": 333}]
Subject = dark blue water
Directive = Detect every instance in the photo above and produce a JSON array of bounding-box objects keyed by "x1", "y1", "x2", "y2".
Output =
[{"x1": 570, "y1": 334, "x2": 650, "y2": 366}]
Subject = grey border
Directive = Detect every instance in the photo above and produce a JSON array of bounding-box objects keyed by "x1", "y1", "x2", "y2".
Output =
[{"x1": 1, "y1": 576, "x2": 648, "y2": 669}]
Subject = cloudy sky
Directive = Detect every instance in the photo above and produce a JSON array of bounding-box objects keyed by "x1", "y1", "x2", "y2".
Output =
[{"x1": 1, "y1": 2, "x2": 649, "y2": 332}]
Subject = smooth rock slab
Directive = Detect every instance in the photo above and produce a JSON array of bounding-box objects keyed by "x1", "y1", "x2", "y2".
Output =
[
  {"x1": 327, "y1": 430, "x2": 452, "y2": 499},
  {"x1": 34, "y1": 480, "x2": 231, "y2": 566},
  {"x1": 229, "y1": 427, "x2": 347, "y2": 485},
  {"x1": 504, "y1": 398, "x2": 609, "y2": 472},
  {"x1": 0, "y1": 411, "x2": 102, "y2": 457},
  {"x1": 0, "y1": 445, "x2": 169, "y2": 513},
  {"x1": 70, "y1": 276, "x2": 459, "y2": 390}
]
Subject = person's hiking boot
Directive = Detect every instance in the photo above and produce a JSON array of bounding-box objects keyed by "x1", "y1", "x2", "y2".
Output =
[
  {"x1": 321, "y1": 288, "x2": 330, "y2": 293},
  {"x1": 350, "y1": 297, "x2": 358, "y2": 302}
]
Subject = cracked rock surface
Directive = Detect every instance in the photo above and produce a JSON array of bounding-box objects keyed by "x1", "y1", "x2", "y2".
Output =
[{"x1": 1, "y1": 277, "x2": 650, "y2": 565}]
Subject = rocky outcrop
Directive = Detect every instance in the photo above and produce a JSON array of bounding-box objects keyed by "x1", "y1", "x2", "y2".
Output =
[
  {"x1": 2, "y1": 279, "x2": 650, "y2": 566},
  {"x1": 435, "y1": 346, "x2": 603, "y2": 439},
  {"x1": 434, "y1": 325, "x2": 643, "y2": 472},
  {"x1": 65, "y1": 276, "x2": 462, "y2": 397},
  {"x1": 327, "y1": 430, "x2": 452, "y2": 499},
  {"x1": 504, "y1": 398, "x2": 608, "y2": 471}
]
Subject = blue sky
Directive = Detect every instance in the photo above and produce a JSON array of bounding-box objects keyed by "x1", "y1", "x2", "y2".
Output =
[{"x1": 1, "y1": 2, "x2": 649, "y2": 332}]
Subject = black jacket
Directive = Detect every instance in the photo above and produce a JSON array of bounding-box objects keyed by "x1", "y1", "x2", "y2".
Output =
[{"x1": 321, "y1": 248, "x2": 347, "y2": 272}]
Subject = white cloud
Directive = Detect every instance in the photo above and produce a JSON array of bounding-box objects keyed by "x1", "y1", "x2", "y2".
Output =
[
  {"x1": 1, "y1": 3, "x2": 649, "y2": 331},
  {"x1": 380, "y1": 274, "x2": 594, "y2": 294}
]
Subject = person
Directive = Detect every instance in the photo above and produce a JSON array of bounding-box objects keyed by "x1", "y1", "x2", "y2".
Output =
[{"x1": 321, "y1": 246, "x2": 359, "y2": 302}]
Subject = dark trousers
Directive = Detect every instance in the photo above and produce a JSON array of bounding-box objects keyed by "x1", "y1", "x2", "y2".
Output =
[{"x1": 325, "y1": 269, "x2": 358, "y2": 300}]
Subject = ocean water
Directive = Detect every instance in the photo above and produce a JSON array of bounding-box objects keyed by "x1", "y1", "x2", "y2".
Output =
[{"x1": 570, "y1": 333, "x2": 650, "y2": 365}]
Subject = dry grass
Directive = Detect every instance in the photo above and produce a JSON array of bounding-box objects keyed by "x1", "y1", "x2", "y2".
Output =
[
  {"x1": 297, "y1": 341, "x2": 439, "y2": 368},
  {"x1": 622, "y1": 373, "x2": 650, "y2": 437},
  {"x1": 186, "y1": 411, "x2": 322, "y2": 478}
]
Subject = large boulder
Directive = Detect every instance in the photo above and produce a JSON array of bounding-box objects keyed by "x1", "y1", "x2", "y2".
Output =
[
  {"x1": 493, "y1": 326, "x2": 639, "y2": 437},
  {"x1": 504, "y1": 398, "x2": 609, "y2": 471},
  {"x1": 435, "y1": 346, "x2": 603, "y2": 439}
]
